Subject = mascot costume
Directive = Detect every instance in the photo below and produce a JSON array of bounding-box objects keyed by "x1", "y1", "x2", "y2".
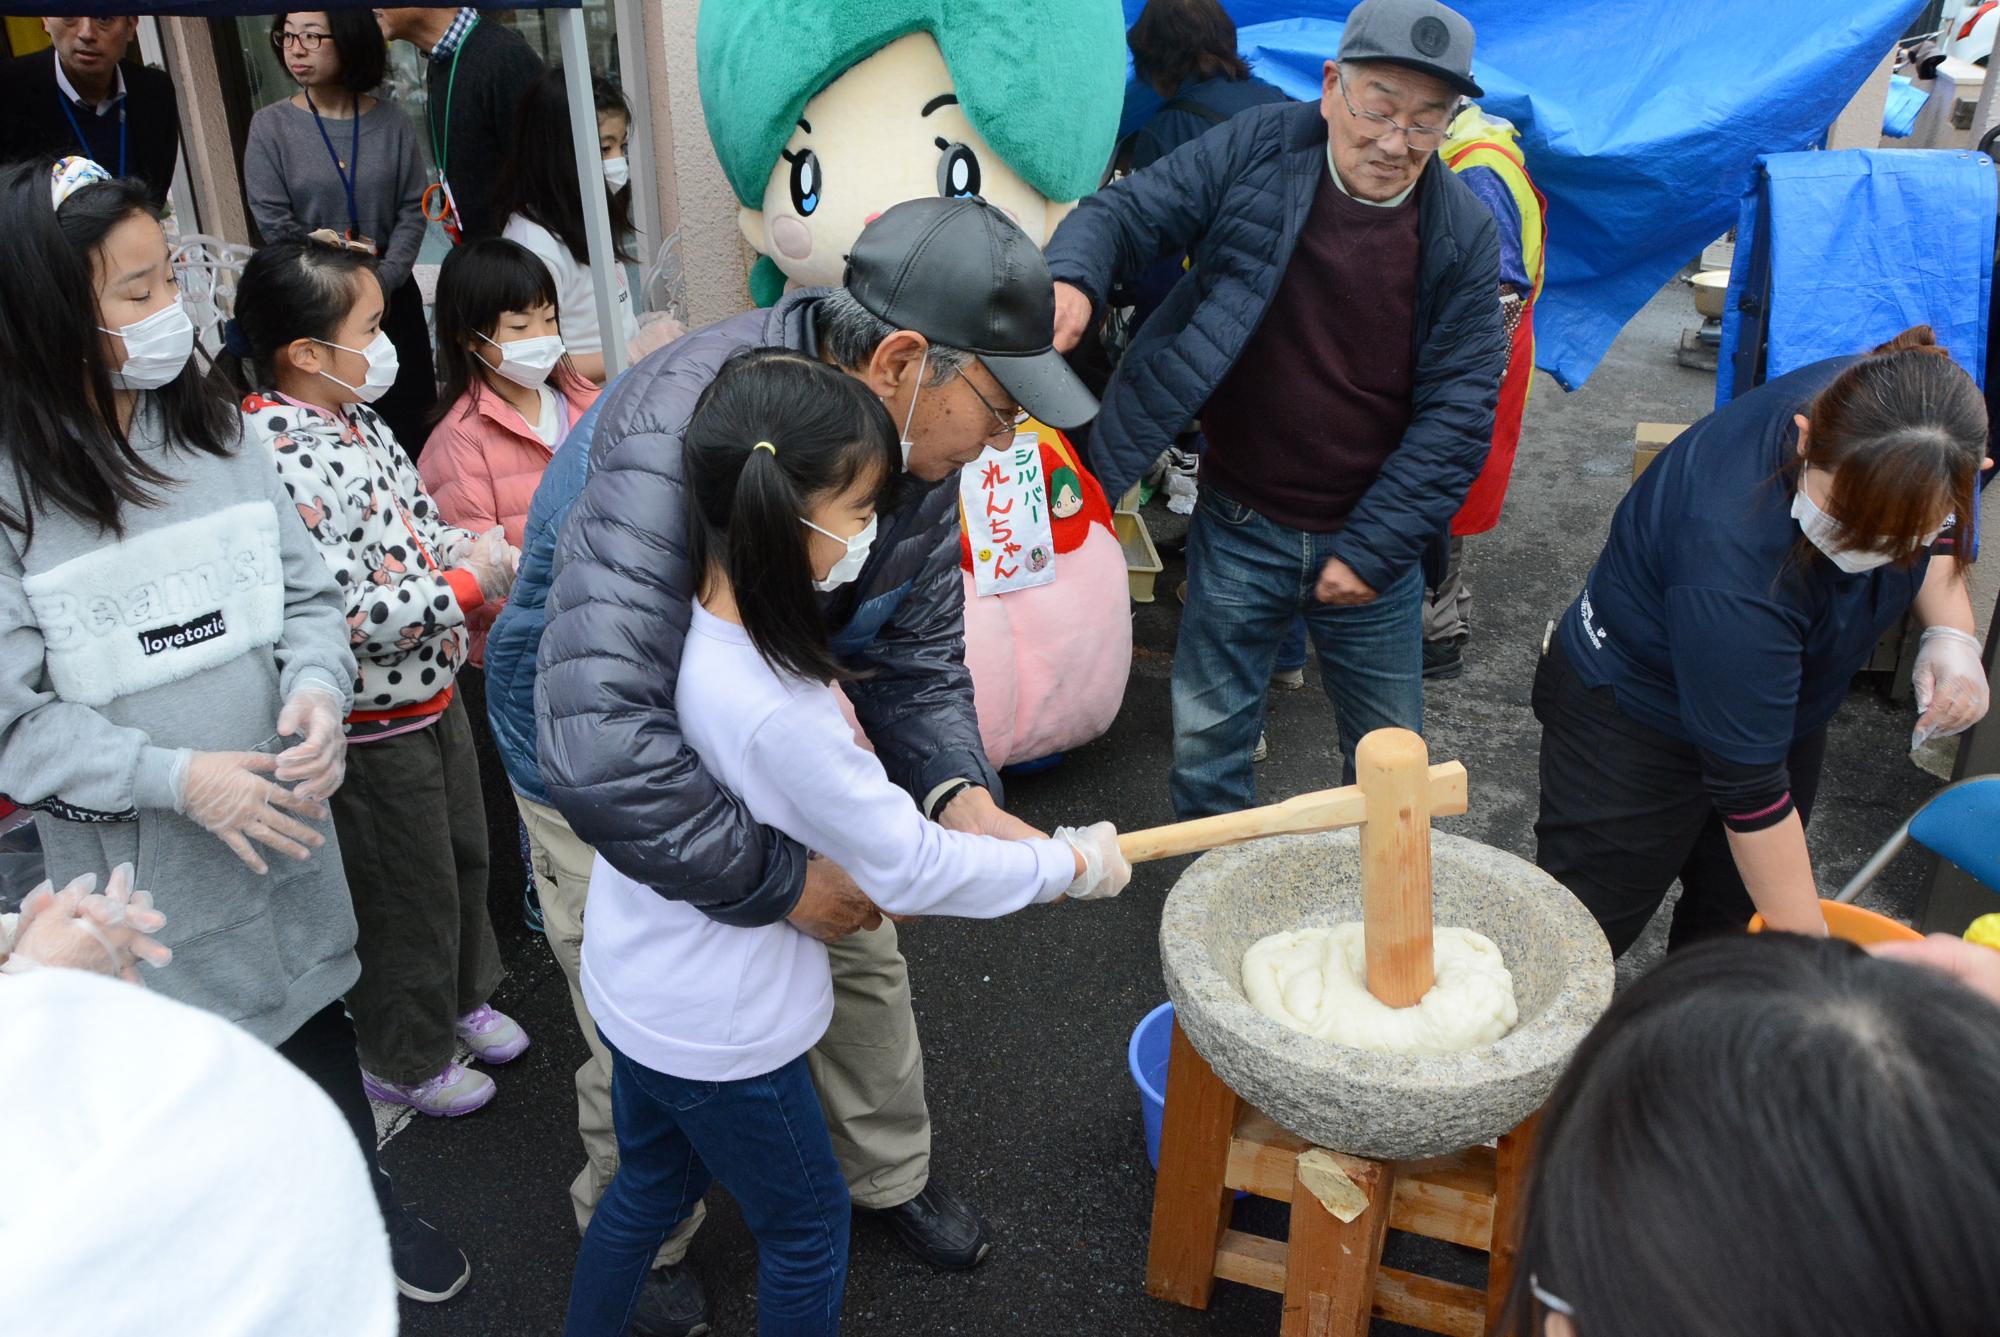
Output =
[{"x1": 696, "y1": 0, "x2": 1134, "y2": 769}]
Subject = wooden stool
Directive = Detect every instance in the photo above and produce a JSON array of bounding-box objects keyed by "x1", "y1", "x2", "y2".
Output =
[{"x1": 1146, "y1": 1021, "x2": 1538, "y2": 1337}]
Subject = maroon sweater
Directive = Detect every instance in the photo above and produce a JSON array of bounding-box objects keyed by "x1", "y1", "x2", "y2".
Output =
[{"x1": 1200, "y1": 161, "x2": 1420, "y2": 533}]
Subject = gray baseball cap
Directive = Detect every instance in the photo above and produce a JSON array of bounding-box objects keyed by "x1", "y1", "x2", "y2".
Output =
[
  {"x1": 843, "y1": 197, "x2": 1099, "y2": 431},
  {"x1": 1339, "y1": 0, "x2": 1483, "y2": 99}
]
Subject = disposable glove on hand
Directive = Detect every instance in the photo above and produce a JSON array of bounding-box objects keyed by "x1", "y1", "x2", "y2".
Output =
[
  {"x1": 458, "y1": 526, "x2": 519, "y2": 602},
  {"x1": 2, "y1": 865, "x2": 171, "y2": 982},
  {"x1": 1055, "y1": 821, "x2": 1131, "y2": 901},
  {"x1": 1912, "y1": 626, "x2": 1989, "y2": 749},
  {"x1": 274, "y1": 683, "x2": 348, "y2": 802},
  {"x1": 174, "y1": 750, "x2": 329, "y2": 876}
]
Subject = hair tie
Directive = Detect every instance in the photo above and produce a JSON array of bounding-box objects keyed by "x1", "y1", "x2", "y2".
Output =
[
  {"x1": 50, "y1": 155, "x2": 112, "y2": 211},
  {"x1": 752, "y1": 441, "x2": 776, "y2": 455},
  {"x1": 222, "y1": 318, "x2": 254, "y2": 359}
]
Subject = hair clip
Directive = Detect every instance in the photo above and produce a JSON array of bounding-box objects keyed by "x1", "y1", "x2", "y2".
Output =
[
  {"x1": 753, "y1": 441, "x2": 777, "y2": 455},
  {"x1": 50, "y1": 156, "x2": 112, "y2": 210}
]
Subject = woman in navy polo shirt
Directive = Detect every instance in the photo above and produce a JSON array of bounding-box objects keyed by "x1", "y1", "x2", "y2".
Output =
[{"x1": 1535, "y1": 327, "x2": 1990, "y2": 955}]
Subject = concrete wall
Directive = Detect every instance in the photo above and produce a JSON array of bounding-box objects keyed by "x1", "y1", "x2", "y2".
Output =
[{"x1": 653, "y1": 0, "x2": 754, "y2": 327}]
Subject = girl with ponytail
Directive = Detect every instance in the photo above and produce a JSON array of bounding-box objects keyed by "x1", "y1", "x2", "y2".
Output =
[
  {"x1": 1535, "y1": 325, "x2": 1991, "y2": 958},
  {"x1": 563, "y1": 348, "x2": 1130, "y2": 1337}
]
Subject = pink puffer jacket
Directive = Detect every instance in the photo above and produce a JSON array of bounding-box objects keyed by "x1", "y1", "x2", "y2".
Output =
[{"x1": 419, "y1": 377, "x2": 599, "y2": 665}]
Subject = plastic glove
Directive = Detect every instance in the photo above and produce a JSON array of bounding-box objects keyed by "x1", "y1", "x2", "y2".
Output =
[
  {"x1": 628, "y1": 311, "x2": 687, "y2": 362},
  {"x1": 274, "y1": 683, "x2": 348, "y2": 802},
  {"x1": 174, "y1": 750, "x2": 329, "y2": 876},
  {"x1": 1055, "y1": 821, "x2": 1131, "y2": 901},
  {"x1": 457, "y1": 526, "x2": 519, "y2": 602},
  {"x1": 2, "y1": 865, "x2": 171, "y2": 983},
  {"x1": 1911, "y1": 626, "x2": 1989, "y2": 749}
]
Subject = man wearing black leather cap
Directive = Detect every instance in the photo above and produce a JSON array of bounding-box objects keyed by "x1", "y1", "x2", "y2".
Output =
[{"x1": 494, "y1": 197, "x2": 1095, "y2": 1334}]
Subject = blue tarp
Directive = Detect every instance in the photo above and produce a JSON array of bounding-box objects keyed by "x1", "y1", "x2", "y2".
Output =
[
  {"x1": 1718, "y1": 148, "x2": 1995, "y2": 402},
  {"x1": 1118, "y1": 1, "x2": 1928, "y2": 390}
]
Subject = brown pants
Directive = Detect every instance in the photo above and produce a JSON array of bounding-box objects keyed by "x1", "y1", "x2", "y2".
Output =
[{"x1": 333, "y1": 695, "x2": 502, "y2": 1084}]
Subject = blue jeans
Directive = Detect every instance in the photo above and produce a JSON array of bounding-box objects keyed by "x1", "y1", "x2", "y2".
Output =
[
  {"x1": 1186, "y1": 539, "x2": 1308, "y2": 672},
  {"x1": 1170, "y1": 489, "x2": 1425, "y2": 818},
  {"x1": 564, "y1": 1038, "x2": 850, "y2": 1337}
]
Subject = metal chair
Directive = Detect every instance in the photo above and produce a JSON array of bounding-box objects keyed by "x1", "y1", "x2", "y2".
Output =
[
  {"x1": 1834, "y1": 774, "x2": 2000, "y2": 903},
  {"x1": 169, "y1": 234, "x2": 255, "y2": 358}
]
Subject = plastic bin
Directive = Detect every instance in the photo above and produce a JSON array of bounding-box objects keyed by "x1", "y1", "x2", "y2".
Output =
[{"x1": 1128, "y1": 1001, "x2": 1175, "y2": 1170}]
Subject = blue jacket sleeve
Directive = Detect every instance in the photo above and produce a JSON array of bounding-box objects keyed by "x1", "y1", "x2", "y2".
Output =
[
  {"x1": 535, "y1": 360, "x2": 807, "y2": 929},
  {"x1": 840, "y1": 496, "x2": 1002, "y2": 807},
  {"x1": 1326, "y1": 206, "x2": 1506, "y2": 592},
  {"x1": 1044, "y1": 112, "x2": 1256, "y2": 314}
]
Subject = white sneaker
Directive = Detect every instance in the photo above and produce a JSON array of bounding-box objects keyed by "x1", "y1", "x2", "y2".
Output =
[
  {"x1": 1271, "y1": 667, "x2": 1305, "y2": 690},
  {"x1": 1252, "y1": 731, "x2": 1269, "y2": 763}
]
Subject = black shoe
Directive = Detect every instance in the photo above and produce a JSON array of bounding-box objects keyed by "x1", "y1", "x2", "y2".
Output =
[
  {"x1": 1422, "y1": 635, "x2": 1466, "y2": 681},
  {"x1": 388, "y1": 1210, "x2": 471, "y2": 1303},
  {"x1": 627, "y1": 1262, "x2": 711, "y2": 1337},
  {"x1": 862, "y1": 1182, "x2": 993, "y2": 1271}
]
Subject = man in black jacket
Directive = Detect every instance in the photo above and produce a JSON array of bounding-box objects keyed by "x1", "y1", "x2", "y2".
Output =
[
  {"x1": 529, "y1": 199, "x2": 1097, "y2": 1326},
  {"x1": 1045, "y1": 0, "x2": 1504, "y2": 816},
  {"x1": 375, "y1": 6, "x2": 544, "y2": 240},
  {"x1": 0, "y1": 17, "x2": 181, "y2": 209}
]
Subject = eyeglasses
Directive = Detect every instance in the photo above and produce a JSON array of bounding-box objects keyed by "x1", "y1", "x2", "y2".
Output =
[
  {"x1": 955, "y1": 365, "x2": 1023, "y2": 442},
  {"x1": 1335, "y1": 65, "x2": 1452, "y2": 152},
  {"x1": 272, "y1": 30, "x2": 330, "y2": 52}
]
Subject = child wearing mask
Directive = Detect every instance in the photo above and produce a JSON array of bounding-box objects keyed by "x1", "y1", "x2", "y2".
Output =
[
  {"x1": 561, "y1": 349, "x2": 1130, "y2": 1337},
  {"x1": 0, "y1": 157, "x2": 471, "y2": 1302},
  {"x1": 418, "y1": 236, "x2": 599, "y2": 667},
  {"x1": 496, "y1": 71, "x2": 638, "y2": 384},
  {"x1": 227, "y1": 237, "x2": 530, "y2": 1120}
]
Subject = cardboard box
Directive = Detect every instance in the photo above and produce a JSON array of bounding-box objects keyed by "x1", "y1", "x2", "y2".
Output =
[{"x1": 1633, "y1": 422, "x2": 1687, "y2": 483}]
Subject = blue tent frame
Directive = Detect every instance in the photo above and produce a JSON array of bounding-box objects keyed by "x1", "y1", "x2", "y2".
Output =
[{"x1": 7, "y1": 0, "x2": 630, "y2": 379}]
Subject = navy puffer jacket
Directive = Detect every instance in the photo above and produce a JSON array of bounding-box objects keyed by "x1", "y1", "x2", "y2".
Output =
[
  {"x1": 1047, "y1": 99, "x2": 1506, "y2": 592},
  {"x1": 533, "y1": 289, "x2": 1000, "y2": 928}
]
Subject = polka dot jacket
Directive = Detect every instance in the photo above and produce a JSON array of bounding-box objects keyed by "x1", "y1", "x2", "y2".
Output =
[{"x1": 243, "y1": 395, "x2": 483, "y2": 718}]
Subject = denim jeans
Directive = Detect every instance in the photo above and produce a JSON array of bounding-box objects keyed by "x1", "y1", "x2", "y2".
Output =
[
  {"x1": 1186, "y1": 538, "x2": 1308, "y2": 673},
  {"x1": 1170, "y1": 489, "x2": 1425, "y2": 818},
  {"x1": 564, "y1": 1038, "x2": 850, "y2": 1337}
]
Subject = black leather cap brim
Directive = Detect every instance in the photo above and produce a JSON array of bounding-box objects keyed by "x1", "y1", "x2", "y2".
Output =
[{"x1": 986, "y1": 348, "x2": 1100, "y2": 431}]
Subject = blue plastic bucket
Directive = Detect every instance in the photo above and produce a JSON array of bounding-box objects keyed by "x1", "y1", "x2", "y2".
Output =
[{"x1": 1128, "y1": 1002, "x2": 1176, "y2": 1171}]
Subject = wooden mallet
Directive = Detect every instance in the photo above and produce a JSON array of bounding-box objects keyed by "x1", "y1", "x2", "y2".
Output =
[{"x1": 1116, "y1": 728, "x2": 1458, "y2": 1008}]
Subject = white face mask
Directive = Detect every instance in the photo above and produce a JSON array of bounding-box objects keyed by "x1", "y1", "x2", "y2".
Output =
[
  {"x1": 801, "y1": 513, "x2": 877, "y2": 592},
  {"x1": 314, "y1": 330, "x2": 399, "y2": 404},
  {"x1": 479, "y1": 330, "x2": 565, "y2": 389},
  {"x1": 897, "y1": 349, "x2": 928, "y2": 469},
  {"x1": 99, "y1": 298, "x2": 196, "y2": 391},
  {"x1": 1791, "y1": 464, "x2": 1896, "y2": 574},
  {"x1": 602, "y1": 156, "x2": 630, "y2": 192}
]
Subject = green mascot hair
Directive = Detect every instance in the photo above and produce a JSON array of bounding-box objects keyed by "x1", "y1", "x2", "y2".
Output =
[{"x1": 697, "y1": 0, "x2": 1127, "y2": 210}]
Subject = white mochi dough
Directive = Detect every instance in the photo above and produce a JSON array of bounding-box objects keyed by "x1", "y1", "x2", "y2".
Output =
[{"x1": 1241, "y1": 924, "x2": 1518, "y2": 1055}]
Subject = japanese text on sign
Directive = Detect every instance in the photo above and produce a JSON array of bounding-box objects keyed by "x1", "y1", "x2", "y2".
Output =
[{"x1": 959, "y1": 431, "x2": 1057, "y2": 597}]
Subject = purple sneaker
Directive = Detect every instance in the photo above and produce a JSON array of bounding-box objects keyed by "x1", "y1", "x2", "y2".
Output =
[
  {"x1": 455, "y1": 1003, "x2": 530, "y2": 1065},
  {"x1": 362, "y1": 1062, "x2": 495, "y2": 1117}
]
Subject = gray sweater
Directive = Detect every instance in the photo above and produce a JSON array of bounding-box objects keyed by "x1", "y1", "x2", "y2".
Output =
[
  {"x1": 0, "y1": 401, "x2": 362, "y2": 1044},
  {"x1": 244, "y1": 96, "x2": 428, "y2": 292}
]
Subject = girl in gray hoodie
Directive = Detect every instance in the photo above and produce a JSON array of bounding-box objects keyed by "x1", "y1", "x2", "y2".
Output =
[{"x1": 0, "y1": 156, "x2": 471, "y2": 1304}]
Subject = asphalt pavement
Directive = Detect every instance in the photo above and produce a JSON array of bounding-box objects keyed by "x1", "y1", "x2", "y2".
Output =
[{"x1": 389, "y1": 283, "x2": 1946, "y2": 1336}]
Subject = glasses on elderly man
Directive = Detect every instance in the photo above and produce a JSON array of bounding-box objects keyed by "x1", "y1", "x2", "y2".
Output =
[
  {"x1": 1335, "y1": 64, "x2": 1454, "y2": 152},
  {"x1": 272, "y1": 29, "x2": 331, "y2": 51},
  {"x1": 955, "y1": 366, "x2": 1024, "y2": 441}
]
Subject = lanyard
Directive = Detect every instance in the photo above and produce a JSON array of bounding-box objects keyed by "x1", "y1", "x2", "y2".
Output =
[
  {"x1": 57, "y1": 88, "x2": 125, "y2": 179},
  {"x1": 304, "y1": 90, "x2": 363, "y2": 240},
  {"x1": 426, "y1": 15, "x2": 477, "y2": 188}
]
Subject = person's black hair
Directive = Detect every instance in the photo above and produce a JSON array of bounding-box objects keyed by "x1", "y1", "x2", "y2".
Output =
[
  {"x1": 270, "y1": 9, "x2": 388, "y2": 95},
  {"x1": 683, "y1": 349, "x2": 900, "y2": 684},
  {"x1": 1507, "y1": 933, "x2": 2000, "y2": 1337},
  {"x1": 1127, "y1": 0, "x2": 1250, "y2": 95},
  {"x1": 219, "y1": 237, "x2": 376, "y2": 396},
  {"x1": 429, "y1": 236, "x2": 591, "y2": 427},
  {"x1": 493, "y1": 69, "x2": 634, "y2": 266},
  {"x1": 0, "y1": 160, "x2": 234, "y2": 541}
]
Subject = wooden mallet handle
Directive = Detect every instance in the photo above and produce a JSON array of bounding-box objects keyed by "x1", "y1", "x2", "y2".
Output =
[
  {"x1": 1114, "y1": 763, "x2": 1467, "y2": 866},
  {"x1": 1357, "y1": 728, "x2": 1435, "y2": 1008}
]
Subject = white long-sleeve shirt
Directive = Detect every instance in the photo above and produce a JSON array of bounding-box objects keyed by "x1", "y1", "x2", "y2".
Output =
[{"x1": 580, "y1": 603, "x2": 1074, "y2": 1081}]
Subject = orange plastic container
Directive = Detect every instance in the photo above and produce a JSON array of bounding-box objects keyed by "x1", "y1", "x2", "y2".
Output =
[{"x1": 1748, "y1": 899, "x2": 1922, "y2": 946}]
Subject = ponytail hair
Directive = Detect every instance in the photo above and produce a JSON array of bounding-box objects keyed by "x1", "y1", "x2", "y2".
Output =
[
  {"x1": 682, "y1": 348, "x2": 900, "y2": 683},
  {"x1": 1789, "y1": 324, "x2": 1986, "y2": 569},
  {"x1": 220, "y1": 237, "x2": 376, "y2": 397}
]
